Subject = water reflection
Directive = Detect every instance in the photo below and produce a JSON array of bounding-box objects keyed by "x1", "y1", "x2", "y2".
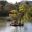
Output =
[
  {"x1": 24, "y1": 23, "x2": 32, "y2": 32},
  {"x1": 0, "y1": 20, "x2": 32, "y2": 32}
]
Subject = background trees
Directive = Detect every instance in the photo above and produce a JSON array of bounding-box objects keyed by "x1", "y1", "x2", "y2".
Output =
[{"x1": 0, "y1": 1, "x2": 32, "y2": 23}]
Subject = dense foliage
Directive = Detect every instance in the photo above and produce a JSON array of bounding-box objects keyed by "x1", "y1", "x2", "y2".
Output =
[{"x1": 0, "y1": 1, "x2": 32, "y2": 23}]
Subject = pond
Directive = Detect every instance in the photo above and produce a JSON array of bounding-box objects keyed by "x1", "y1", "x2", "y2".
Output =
[{"x1": 0, "y1": 19, "x2": 32, "y2": 32}]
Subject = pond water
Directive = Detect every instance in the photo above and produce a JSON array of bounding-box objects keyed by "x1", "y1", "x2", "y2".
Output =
[
  {"x1": 24, "y1": 23, "x2": 32, "y2": 32},
  {"x1": 0, "y1": 19, "x2": 32, "y2": 32}
]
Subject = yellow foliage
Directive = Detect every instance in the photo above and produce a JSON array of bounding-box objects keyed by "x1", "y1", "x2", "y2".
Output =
[
  {"x1": 19, "y1": 4, "x2": 26, "y2": 12},
  {"x1": 9, "y1": 14, "x2": 17, "y2": 17}
]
